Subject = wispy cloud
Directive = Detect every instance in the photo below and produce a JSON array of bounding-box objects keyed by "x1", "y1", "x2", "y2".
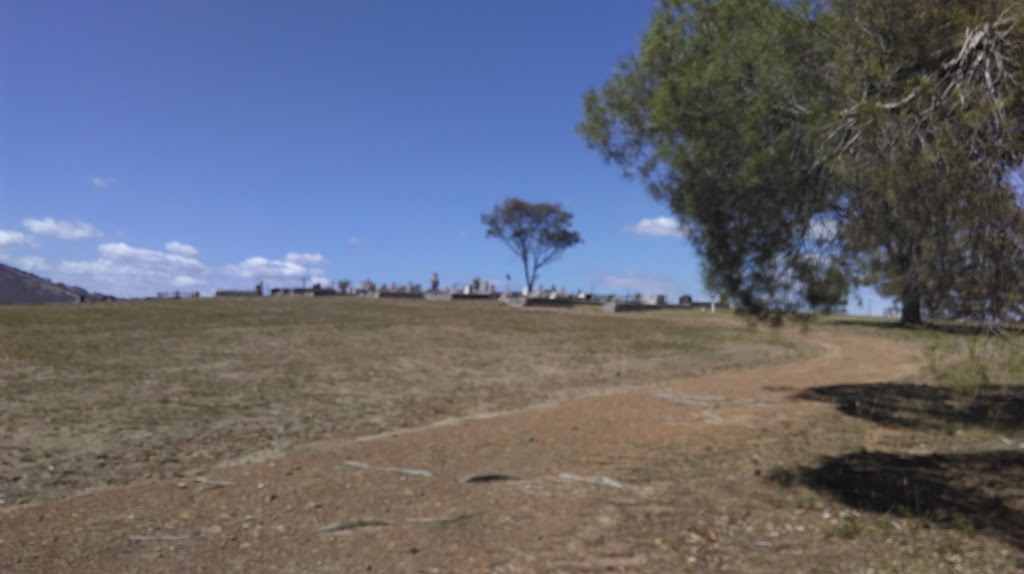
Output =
[
  {"x1": 23, "y1": 217, "x2": 102, "y2": 240},
  {"x1": 16, "y1": 256, "x2": 49, "y2": 272},
  {"x1": 0, "y1": 229, "x2": 33, "y2": 249},
  {"x1": 284, "y1": 252, "x2": 327, "y2": 265},
  {"x1": 165, "y1": 240, "x2": 199, "y2": 258},
  {"x1": 624, "y1": 216, "x2": 689, "y2": 238},
  {"x1": 99, "y1": 242, "x2": 204, "y2": 270},
  {"x1": 171, "y1": 275, "x2": 206, "y2": 288},
  {"x1": 346, "y1": 236, "x2": 362, "y2": 247},
  {"x1": 90, "y1": 176, "x2": 115, "y2": 189},
  {"x1": 57, "y1": 241, "x2": 207, "y2": 297},
  {"x1": 593, "y1": 272, "x2": 684, "y2": 298},
  {"x1": 225, "y1": 256, "x2": 308, "y2": 279}
]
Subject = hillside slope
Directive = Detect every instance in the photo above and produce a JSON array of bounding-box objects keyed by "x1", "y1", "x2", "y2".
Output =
[{"x1": 0, "y1": 263, "x2": 115, "y2": 305}]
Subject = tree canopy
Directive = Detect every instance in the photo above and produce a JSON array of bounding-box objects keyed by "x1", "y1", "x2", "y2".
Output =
[
  {"x1": 482, "y1": 198, "x2": 582, "y2": 292},
  {"x1": 580, "y1": 0, "x2": 1024, "y2": 323}
]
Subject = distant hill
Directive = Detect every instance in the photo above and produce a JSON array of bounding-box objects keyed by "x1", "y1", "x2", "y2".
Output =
[{"x1": 0, "y1": 263, "x2": 116, "y2": 305}]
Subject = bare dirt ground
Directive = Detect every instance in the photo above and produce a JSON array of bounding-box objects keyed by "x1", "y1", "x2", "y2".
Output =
[{"x1": 5, "y1": 318, "x2": 1023, "y2": 573}]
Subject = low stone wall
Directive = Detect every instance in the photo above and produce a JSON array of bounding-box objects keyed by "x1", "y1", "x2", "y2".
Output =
[
  {"x1": 424, "y1": 292, "x2": 497, "y2": 302},
  {"x1": 601, "y1": 301, "x2": 662, "y2": 313},
  {"x1": 501, "y1": 296, "x2": 574, "y2": 308},
  {"x1": 215, "y1": 291, "x2": 260, "y2": 298},
  {"x1": 373, "y1": 292, "x2": 425, "y2": 299},
  {"x1": 452, "y1": 293, "x2": 497, "y2": 301},
  {"x1": 571, "y1": 298, "x2": 607, "y2": 306}
]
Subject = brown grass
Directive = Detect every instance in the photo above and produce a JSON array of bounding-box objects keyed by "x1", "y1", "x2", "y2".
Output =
[
  {"x1": 3, "y1": 301, "x2": 1024, "y2": 571},
  {"x1": 0, "y1": 297, "x2": 805, "y2": 504}
]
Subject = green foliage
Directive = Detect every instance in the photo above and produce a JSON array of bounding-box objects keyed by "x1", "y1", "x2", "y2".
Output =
[
  {"x1": 580, "y1": 0, "x2": 1024, "y2": 324},
  {"x1": 580, "y1": 0, "x2": 837, "y2": 317},
  {"x1": 481, "y1": 198, "x2": 582, "y2": 291},
  {"x1": 794, "y1": 257, "x2": 849, "y2": 313}
]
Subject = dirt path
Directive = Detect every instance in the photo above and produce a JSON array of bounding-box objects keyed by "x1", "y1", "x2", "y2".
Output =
[{"x1": 0, "y1": 329, "x2": 920, "y2": 573}]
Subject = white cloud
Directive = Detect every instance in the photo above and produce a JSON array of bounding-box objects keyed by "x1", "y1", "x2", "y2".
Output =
[
  {"x1": 165, "y1": 240, "x2": 199, "y2": 258},
  {"x1": 59, "y1": 259, "x2": 130, "y2": 276},
  {"x1": 594, "y1": 272, "x2": 684, "y2": 298},
  {"x1": 624, "y1": 216, "x2": 689, "y2": 238},
  {"x1": 0, "y1": 229, "x2": 32, "y2": 248},
  {"x1": 90, "y1": 176, "x2": 115, "y2": 189},
  {"x1": 99, "y1": 242, "x2": 204, "y2": 270},
  {"x1": 23, "y1": 217, "x2": 102, "y2": 240},
  {"x1": 16, "y1": 256, "x2": 49, "y2": 272},
  {"x1": 309, "y1": 274, "x2": 332, "y2": 288},
  {"x1": 226, "y1": 256, "x2": 307, "y2": 279},
  {"x1": 284, "y1": 252, "x2": 327, "y2": 265},
  {"x1": 58, "y1": 258, "x2": 170, "y2": 283},
  {"x1": 56, "y1": 241, "x2": 208, "y2": 297},
  {"x1": 171, "y1": 275, "x2": 205, "y2": 288}
]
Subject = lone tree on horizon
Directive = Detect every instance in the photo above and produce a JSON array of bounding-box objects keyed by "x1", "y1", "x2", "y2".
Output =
[{"x1": 482, "y1": 198, "x2": 582, "y2": 293}]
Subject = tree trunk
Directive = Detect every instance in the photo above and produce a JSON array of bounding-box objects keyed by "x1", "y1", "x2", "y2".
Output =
[
  {"x1": 522, "y1": 254, "x2": 533, "y2": 293},
  {"x1": 900, "y1": 294, "x2": 922, "y2": 325}
]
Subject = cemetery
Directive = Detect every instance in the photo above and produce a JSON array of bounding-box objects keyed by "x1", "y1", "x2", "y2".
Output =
[{"x1": 205, "y1": 273, "x2": 720, "y2": 314}]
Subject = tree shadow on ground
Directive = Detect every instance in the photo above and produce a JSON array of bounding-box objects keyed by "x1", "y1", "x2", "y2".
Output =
[
  {"x1": 781, "y1": 381, "x2": 1024, "y2": 550},
  {"x1": 777, "y1": 449, "x2": 1024, "y2": 550},
  {"x1": 797, "y1": 382, "x2": 1024, "y2": 433}
]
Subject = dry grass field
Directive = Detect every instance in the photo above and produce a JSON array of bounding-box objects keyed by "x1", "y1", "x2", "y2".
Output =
[
  {"x1": 3, "y1": 297, "x2": 1024, "y2": 573},
  {"x1": 0, "y1": 297, "x2": 805, "y2": 505}
]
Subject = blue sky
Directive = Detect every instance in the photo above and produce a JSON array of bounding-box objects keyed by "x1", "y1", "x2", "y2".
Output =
[{"x1": 0, "y1": 0, "x2": 886, "y2": 314}]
